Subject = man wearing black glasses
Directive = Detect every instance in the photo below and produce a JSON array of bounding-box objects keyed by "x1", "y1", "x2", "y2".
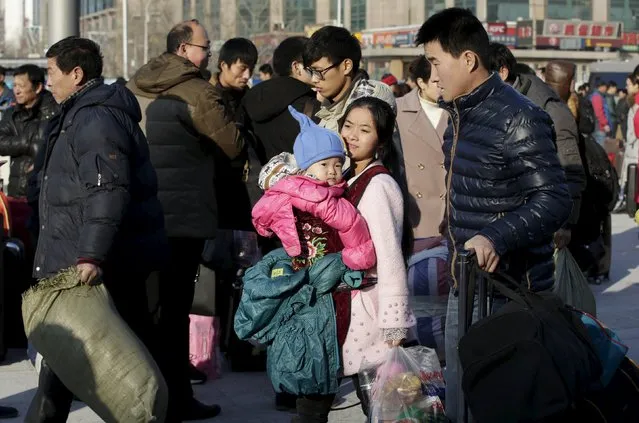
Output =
[
  {"x1": 303, "y1": 26, "x2": 397, "y2": 133},
  {"x1": 127, "y1": 19, "x2": 243, "y2": 421}
]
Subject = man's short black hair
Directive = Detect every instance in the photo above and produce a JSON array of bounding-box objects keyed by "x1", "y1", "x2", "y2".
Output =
[
  {"x1": 408, "y1": 55, "x2": 432, "y2": 82},
  {"x1": 303, "y1": 26, "x2": 361, "y2": 75},
  {"x1": 46, "y1": 36, "x2": 103, "y2": 84},
  {"x1": 488, "y1": 42, "x2": 517, "y2": 83},
  {"x1": 167, "y1": 19, "x2": 198, "y2": 54},
  {"x1": 218, "y1": 38, "x2": 258, "y2": 71},
  {"x1": 259, "y1": 63, "x2": 273, "y2": 75},
  {"x1": 596, "y1": 80, "x2": 608, "y2": 89},
  {"x1": 608, "y1": 80, "x2": 617, "y2": 89},
  {"x1": 0, "y1": 66, "x2": 6, "y2": 76},
  {"x1": 14, "y1": 64, "x2": 45, "y2": 88},
  {"x1": 416, "y1": 8, "x2": 490, "y2": 70},
  {"x1": 273, "y1": 36, "x2": 309, "y2": 77}
]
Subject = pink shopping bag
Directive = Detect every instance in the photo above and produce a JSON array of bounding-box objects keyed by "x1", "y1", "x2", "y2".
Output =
[{"x1": 189, "y1": 315, "x2": 222, "y2": 380}]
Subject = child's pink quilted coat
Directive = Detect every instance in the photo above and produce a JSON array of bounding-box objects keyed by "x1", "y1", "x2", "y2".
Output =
[{"x1": 252, "y1": 175, "x2": 376, "y2": 270}]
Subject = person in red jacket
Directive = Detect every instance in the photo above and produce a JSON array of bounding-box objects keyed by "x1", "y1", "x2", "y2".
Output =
[{"x1": 590, "y1": 80, "x2": 612, "y2": 145}]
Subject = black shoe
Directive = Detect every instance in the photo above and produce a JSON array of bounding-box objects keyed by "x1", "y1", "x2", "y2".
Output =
[
  {"x1": 275, "y1": 392, "x2": 297, "y2": 412},
  {"x1": 181, "y1": 398, "x2": 221, "y2": 421},
  {"x1": 0, "y1": 406, "x2": 18, "y2": 419},
  {"x1": 188, "y1": 364, "x2": 207, "y2": 385}
]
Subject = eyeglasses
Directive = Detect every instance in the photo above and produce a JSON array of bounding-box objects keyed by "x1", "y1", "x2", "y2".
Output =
[
  {"x1": 304, "y1": 62, "x2": 341, "y2": 81},
  {"x1": 186, "y1": 42, "x2": 212, "y2": 57}
]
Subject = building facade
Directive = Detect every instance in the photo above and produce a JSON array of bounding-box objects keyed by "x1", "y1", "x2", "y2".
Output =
[{"x1": 180, "y1": 0, "x2": 639, "y2": 41}]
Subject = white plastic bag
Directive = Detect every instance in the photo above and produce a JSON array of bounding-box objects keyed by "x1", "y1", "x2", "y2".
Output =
[{"x1": 361, "y1": 346, "x2": 447, "y2": 422}]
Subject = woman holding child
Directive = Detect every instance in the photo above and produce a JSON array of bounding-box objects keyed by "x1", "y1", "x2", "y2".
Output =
[{"x1": 236, "y1": 96, "x2": 415, "y2": 423}]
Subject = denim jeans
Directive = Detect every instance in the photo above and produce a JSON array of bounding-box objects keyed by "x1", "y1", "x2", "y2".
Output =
[{"x1": 593, "y1": 130, "x2": 607, "y2": 146}]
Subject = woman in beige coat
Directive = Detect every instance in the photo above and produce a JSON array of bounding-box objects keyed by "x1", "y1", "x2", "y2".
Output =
[{"x1": 396, "y1": 55, "x2": 449, "y2": 247}]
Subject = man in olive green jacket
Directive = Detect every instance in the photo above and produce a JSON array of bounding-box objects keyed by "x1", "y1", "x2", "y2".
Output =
[{"x1": 127, "y1": 19, "x2": 242, "y2": 421}]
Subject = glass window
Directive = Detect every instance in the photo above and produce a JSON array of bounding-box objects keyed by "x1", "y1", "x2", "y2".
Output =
[
  {"x1": 285, "y1": 0, "x2": 316, "y2": 33},
  {"x1": 195, "y1": 0, "x2": 205, "y2": 22},
  {"x1": 237, "y1": 0, "x2": 270, "y2": 38},
  {"x1": 351, "y1": 0, "x2": 366, "y2": 31},
  {"x1": 547, "y1": 0, "x2": 592, "y2": 20},
  {"x1": 209, "y1": 0, "x2": 221, "y2": 41},
  {"x1": 426, "y1": 0, "x2": 446, "y2": 18},
  {"x1": 454, "y1": 0, "x2": 476, "y2": 15},
  {"x1": 183, "y1": 0, "x2": 190, "y2": 19},
  {"x1": 610, "y1": 0, "x2": 639, "y2": 31},
  {"x1": 487, "y1": 0, "x2": 529, "y2": 21}
]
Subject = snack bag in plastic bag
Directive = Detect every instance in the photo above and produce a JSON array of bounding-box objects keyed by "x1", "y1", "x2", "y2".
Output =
[{"x1": 363, "y1": 346, "x2": 447, "y2": 423}]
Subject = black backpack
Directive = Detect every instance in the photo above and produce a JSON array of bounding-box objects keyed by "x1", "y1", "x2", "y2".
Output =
[
  {"x1": 458, "y1": 271, "x2": 602, "y2": 423},
  {"x1": 571, "y1": 356, "x2": 639, "y2": 422},
  {"x1": 580, "y1": 133, "x2": 619, "y2": 212},
  {"x1": 578, "y1": 96, "x2": 596, "y2": 135}
]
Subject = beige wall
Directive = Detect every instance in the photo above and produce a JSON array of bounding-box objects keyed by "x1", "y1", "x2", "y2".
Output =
[
  {"x1": 592, "y1": 0, "x2": 609, "y2": 21},
  {"x1": 316, "y1": 0, "x2": 330, "y2": 24},
  {"x1": 270, "y1": 0, "x2": 283, "y2": 27},
  {"x1": 220, "y1": 0, "x2": 237, "y2": 40},
  {"x1": 366, "y1": 0, "x2": 424, "y2": 28}
]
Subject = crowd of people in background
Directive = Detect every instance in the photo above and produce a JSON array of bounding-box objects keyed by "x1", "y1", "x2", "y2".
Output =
[{"x1": 0, "y1": 5, "x2": 635, "y2": 423}]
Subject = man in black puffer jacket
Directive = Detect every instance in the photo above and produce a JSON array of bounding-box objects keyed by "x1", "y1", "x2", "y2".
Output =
[
  {"x1": 0, "y1": 65, "x2": 57, "y2": 197},
  {"x1": 418, "y1": 10, "x2": 572, "y2": 421},
  {"x1": 418, "y1": 8, "x2": 571, "y2": 291},
  {"x1": 27, "y1": 36, "x2": 167, "y2": 423}
]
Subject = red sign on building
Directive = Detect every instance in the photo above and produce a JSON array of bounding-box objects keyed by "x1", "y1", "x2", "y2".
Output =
[
  {"x1": 542, "y1": 19, "x2": 622, "y2": 39},
  {"x1": 485, "y1": 22, "x2": 516, "y2": 47},
  {"x1": 623, "y1": 32, "x2": 639, "y2": 51}
]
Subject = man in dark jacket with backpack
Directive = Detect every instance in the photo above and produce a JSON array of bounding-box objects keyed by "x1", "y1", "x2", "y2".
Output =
[
  {"x1": 27, "y1": 36, "x2": 167, "y2": 423},
  {"x1": 489, "y1": 45, "x2": 586, "y2": 250}
]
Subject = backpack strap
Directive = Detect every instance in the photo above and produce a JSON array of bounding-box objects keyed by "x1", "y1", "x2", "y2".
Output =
[{"x1": 345, "y1": 165, "x2": 390, "y2": 207}]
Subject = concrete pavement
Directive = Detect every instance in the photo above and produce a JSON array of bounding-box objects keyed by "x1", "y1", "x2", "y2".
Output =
[{"x1": 0, "y1": 214, "x2": 637, "y2": 422}]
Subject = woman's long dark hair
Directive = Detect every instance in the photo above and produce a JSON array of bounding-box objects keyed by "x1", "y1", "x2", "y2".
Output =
[{"x1": 341, "y1": 96, "x2": 414, "y2": 260}]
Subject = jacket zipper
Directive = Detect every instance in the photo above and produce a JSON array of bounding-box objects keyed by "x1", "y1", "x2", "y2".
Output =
[
  {"x1": 96, "y1": 156, "x2": 102, "y2": 186},
  {"x1": 34, "y1": 120, "x2": 64, "y2": 275},
  {"x1": 448, "y1": 101, "x2": 461, "y2": 289}
]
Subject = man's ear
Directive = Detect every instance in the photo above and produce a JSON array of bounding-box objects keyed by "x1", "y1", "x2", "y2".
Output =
[
  {"x1": 72, "y1": 66, "x2": 85, "y2": 87},
  {"x1": 342, "y1": 59, "x2": 353, "y2": 76},
  {"x1": 462, "y1": 51, "x2": 479, "y2": 73},
  {"x1": 35, "y1": 83, "x2": 43, "y2": 95}
]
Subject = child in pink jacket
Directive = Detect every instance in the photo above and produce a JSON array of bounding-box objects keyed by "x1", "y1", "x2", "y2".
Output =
[{"x1": 252, "y1": 106, "x2": 376, "y2": 272}]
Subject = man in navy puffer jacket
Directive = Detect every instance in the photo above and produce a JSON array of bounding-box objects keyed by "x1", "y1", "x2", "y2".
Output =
[
  {"x1": 417, "y1": 9, "x2": 572, "y2": 420},
  {"x1": 417, "y1": 8, "x2": 571, "y2": 293}
]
